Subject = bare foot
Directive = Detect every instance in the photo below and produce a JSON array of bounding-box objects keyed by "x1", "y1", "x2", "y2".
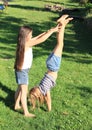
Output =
[
  {"x1": 24, "y1": 113, "x2": 36, "y2": 118},
  {"x1": 57, "y1": 14, "x2": 69, "y2": 23},
  {"x1": 14, "y1": 105, "x2": 22, "y2": 110}
]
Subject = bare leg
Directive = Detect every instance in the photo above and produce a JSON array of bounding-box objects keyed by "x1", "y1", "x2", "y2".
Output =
[
  {"x1": 47, "y1": 15, "x2": 73, "y2": 80},
  {"x1": 53, "y1": 24, "x2": 65, "y2": 56},
  {"x1": 20, "y1": 85, "x2": 35, "y2": 117},
  {"x1": 47, "y1": 17, "x2": 66, "y2": 79},
  {"x1": 53, "y1": 15, "x2": 73, "y2": 57},
  {"x1": 14, "y1": 85, "x2": 22, "y2": 110},
  {"x1": 15, "y1": 84, "x2": 35, "y2": 117}
]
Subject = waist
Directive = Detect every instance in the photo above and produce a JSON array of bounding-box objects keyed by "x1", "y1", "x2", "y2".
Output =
[{"x1": 47, "y1": 70, "x2": 58, "y2": 80}]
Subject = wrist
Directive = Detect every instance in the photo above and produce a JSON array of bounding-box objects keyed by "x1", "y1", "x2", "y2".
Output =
[
  {"x1": 59, "y1": 26, "x2": 65, "y2": 32},
  {"x1": 47, "y1": 28, "x2": 54, "y2": 34}
]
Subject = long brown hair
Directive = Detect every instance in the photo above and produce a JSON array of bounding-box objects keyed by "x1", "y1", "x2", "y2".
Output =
[{"x1": 14, "y1": 26, "x2": 32, "y2": 70}]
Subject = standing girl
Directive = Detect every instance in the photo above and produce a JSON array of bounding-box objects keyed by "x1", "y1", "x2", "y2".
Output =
[{"x1": 14, "y1": 25, "x2": 58, "y2": 117}]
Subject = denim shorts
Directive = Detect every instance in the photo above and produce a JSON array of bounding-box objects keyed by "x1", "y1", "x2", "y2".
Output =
[
  {"x1": 15, "y1": 69, "x2": 29, "y2": 85},
  {"x1": 46, "y1": 53, "x2": 61, "y2": 72}
]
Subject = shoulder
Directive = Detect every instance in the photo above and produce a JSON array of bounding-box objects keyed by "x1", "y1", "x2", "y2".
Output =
[{"x1": 25, "y1": 46, "x2": 32, "y2": 51}]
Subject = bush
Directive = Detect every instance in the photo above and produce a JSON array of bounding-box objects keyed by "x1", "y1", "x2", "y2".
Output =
[{"x1": 79, "y1": 0, "x2": 89, "y2": 5}]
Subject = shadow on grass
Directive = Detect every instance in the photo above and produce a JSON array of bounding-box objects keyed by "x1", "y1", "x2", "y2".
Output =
[
  {"x1": 66, "y1": 84, "x2": 92, "y2": 99},
  {"x1": 76, "y1": 86, "x2": 92, "y2": 98},
  {"x1": 0, "y1": 81, "x2": 47, "y2": 114},
  {"x1": 9, "y1": 2, "x2": 81, "y2": 14},
  {"x1": 0, "y1": 2, "x2": 92, "y2": 64},
  {"x1": 9, "y1": 4, "x2": 45, "y2": 12},
  {"x1": 0, "y1": 15, "x2": 27, "y2": 59},
  {"x1": 77, "y1": 86, "x2": 92, "y2": 93},
  {"x1": 0, "y1": 82, "x2": 15, "y2": 110},
  {"x1": 63, "y1": 53, "x2": 92, "y2": 64},
  {"x1": 0, "y1": 13, "x2": 56, "y2": 59},
  {"x1": 0, "y1": 82, "x2": 25, "y2": 115}
]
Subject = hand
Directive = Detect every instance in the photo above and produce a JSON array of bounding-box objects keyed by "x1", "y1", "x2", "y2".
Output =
[
  {"x1": 50, "y1": 24, "x2": 59, "y2": 33},
  {"x1": 57, "y1": 14, "x2": 73, "y2": 27}
]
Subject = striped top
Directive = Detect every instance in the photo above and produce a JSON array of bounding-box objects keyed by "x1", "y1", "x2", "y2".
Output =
[{"x1": 39, "y1": 73, "x2": 56, "y2": 95}]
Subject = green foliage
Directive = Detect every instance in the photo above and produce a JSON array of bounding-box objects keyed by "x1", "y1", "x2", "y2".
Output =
[
  {"x1": 0, "y1": 0, "x2": 92, "y2": 130},
  {"x1": 86, "y1": 2, "x2": 92, "y2": 9}
]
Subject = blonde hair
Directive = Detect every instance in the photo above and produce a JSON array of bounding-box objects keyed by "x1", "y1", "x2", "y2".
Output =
[{"x1": 29, "y1": 87, "x2": 45, "y2": 109}]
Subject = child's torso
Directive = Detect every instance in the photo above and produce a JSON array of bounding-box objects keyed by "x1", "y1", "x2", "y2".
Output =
[{"x1": 22, "y1": 47, "x2": 33, "y2": 69}]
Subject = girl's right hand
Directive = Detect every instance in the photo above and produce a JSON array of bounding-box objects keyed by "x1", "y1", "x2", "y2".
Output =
[{"x1": 49, "y1": 24, "x2": 59, "y2": 33}]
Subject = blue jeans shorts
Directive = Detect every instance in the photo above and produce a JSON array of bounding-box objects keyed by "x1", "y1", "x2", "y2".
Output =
[
  {"x1": 15, "y1": 69, "x2": 29, "y2": 85},
  {"x1": 46, "y1": 53, "x2": 61, "y2": 72}
]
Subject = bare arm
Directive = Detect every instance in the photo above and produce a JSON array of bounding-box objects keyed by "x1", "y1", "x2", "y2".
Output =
[
  {"x1": 29, "y1": 25, "x2": 59, "y2": 47},
  {"x1": 31, "y1": 32, "x2": 46, "y2": 40}
]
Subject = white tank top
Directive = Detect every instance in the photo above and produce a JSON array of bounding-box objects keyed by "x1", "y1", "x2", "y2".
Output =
[{"x1": 22, "y1": 48, "x2": 33, "y2": 69}]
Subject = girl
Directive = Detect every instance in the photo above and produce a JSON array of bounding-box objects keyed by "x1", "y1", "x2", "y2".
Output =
[
  {"x1": 14, "y1": 25, "x2": 59, "y2": 117},
  {"x1": 29, "y1": 15, "x2": 73, "y2": 111}
]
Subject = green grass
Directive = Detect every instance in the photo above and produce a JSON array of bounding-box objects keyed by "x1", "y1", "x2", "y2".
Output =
[{"x1": 0, "y1": 0, "x2": 92, "y2": 130}]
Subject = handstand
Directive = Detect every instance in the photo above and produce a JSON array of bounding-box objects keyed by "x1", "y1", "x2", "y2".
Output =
[{"x1": 29, "y1": 15, "x2": 73, "y2": 111}]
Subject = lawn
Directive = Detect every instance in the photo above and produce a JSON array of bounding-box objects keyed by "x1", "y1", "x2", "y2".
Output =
[{"x1": 0, "y1": 0, "x2": 92, "y2": 130}]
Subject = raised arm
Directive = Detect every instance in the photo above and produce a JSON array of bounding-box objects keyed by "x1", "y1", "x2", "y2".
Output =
[{"x1": 29, "y1": 25, "x2": 59, "y2": 47}]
